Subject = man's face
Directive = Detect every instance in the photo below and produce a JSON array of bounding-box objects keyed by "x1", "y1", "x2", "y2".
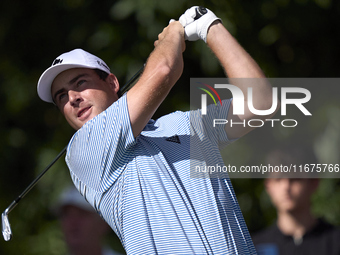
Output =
[
  {"x1": 60, "y1": 205, "x2": 108, "y2": 250},
  {"x1": 51, "y1": 68, "x2": 119, "y2": 130},
  {"x1": 265, "y1": 178, "x2": 318, "y2": 213}
]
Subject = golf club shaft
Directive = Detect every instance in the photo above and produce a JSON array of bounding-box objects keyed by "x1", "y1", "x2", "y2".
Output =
[
  {"x1": 7, "y1": 145, "x2": 67, "y2": 215},
  {"x1": 2, "y1": 65, "x2": 144, "y2": 241},
  {"x1": 120, "y1": 65, "x2": 144, "y2": 94}
]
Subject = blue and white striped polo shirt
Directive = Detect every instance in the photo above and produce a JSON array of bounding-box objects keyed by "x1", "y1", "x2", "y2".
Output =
[{"x1": 66, "y1": 94, "x2": 256, "y2": 255}]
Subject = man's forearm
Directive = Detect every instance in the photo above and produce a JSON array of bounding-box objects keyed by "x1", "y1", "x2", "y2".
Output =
[
  {"x1": 126, "y1": 21, "x2": 185, "y2": 137},
  {"x1": 144, "y1": 23, "x2": 185, "y2": 90},
  {"x1": 206, "y1": 21, "x2": 278, "y2": 139},
  {"x1": 207, "y1": 21, "x2": 265, "y2": 79},
  {"x1": 206, "y1": 21, "x2": 272, "y2": 111}
]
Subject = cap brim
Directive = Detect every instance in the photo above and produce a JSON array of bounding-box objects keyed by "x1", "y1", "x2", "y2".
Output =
[{"x1": 37, "y1": 63, "x2": 98, "y2": 103}]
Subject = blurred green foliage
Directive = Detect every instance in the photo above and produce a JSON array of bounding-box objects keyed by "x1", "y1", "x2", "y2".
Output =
[{"x1": 0, "y1": 0, "x2": 339, "y2": 254}]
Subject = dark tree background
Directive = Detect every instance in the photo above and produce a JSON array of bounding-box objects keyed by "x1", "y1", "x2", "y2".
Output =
[{"x1": 0, "y1": 0, "x2": 339, "y2": 254}]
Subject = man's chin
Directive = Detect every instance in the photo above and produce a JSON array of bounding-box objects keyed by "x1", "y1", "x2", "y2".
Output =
[{"x1": 278, "y1": 201, "x2": 297, "y2": 212}]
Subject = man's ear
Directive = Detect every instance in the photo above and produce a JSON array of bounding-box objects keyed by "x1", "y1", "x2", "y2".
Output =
[
  {"x1": 264, "y1": 178, "x2": 273, "y2": 194},
  {"x1": 264, "y1": 178, "x2": 269, "y2": 190},
  {"x1": 107, "y1": 73, "x2": 120, "y2": 94}
]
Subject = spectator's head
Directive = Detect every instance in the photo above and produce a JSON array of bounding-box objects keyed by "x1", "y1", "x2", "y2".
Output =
[
  {"x1": 264, "y1": 146, "x2": 319, "y2": 214},
  {"x1": 265, "y1": 178, "x2": 319, "y2": 214},
  {"x1": 55, "y1": 186, "x2": 110, "y2": 253}
]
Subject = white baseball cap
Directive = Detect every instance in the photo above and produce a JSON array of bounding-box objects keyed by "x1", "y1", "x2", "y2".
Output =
[
  {"x1": 37, "y1": 48, "x2": 110, "y2": 103},
  {"x1": 54, "y1": 186, "x2": 94, "y2": 214}
]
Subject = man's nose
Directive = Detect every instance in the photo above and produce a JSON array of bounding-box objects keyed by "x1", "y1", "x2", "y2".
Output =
[{"x1": 69, "y1": 90, "x2": 82, "y2": 105}]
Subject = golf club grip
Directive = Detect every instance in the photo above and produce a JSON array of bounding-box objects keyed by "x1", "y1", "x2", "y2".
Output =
[{"x1": 194, "y1": 6, "x2": 208, "y2": 20}]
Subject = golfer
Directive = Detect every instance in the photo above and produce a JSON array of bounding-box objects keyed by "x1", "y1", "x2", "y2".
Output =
[{"x1": 37, "y1": 7, "x2": 276, "y2": 254}]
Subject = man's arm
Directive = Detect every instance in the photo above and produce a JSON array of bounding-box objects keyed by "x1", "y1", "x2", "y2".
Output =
[
  {"x1": 206, "y1": 21, "x2": 278, "y2": 140},
  {"x1": 126, "y1": 21, "x2": 185, "y2": 138},
  {"x1": 179, "y1": 6, "x2": 278, "y2": 140}
]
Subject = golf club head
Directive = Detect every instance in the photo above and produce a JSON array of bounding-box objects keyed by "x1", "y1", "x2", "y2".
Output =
[{"x1": 2, "y1": 211, "x2": 12, "y2": 241}]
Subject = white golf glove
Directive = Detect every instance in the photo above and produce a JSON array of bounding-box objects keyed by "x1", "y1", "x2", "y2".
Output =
[{"x1": 179, "y1": 6, "x2": 221, "y2": 42}]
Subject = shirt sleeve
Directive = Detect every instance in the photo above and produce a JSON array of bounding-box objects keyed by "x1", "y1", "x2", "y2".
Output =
[
  {"x1": 190, "y1": 98, "x2": 236, "y2": 150},
  {"x1": 65, "y1": 94, "x2": 135, "y2": 207}
]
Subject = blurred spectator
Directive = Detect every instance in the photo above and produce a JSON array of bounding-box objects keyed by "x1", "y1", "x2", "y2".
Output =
[
  {"x1": 55, "y1": 186, "x2": 124, "y2": 255},
  {"x1": 251, "y1": 146, "x2": 340, "y2": 255}
]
